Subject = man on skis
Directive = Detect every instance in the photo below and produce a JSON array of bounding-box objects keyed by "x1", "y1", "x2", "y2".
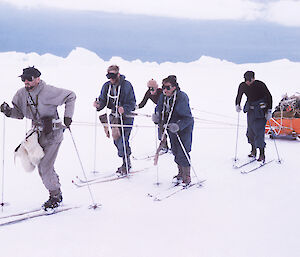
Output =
[
  {"x1": 93, "y1": 65, "x2": 136, "y2": 175},
  {"x1": 136, "y1": 79, "x2": 169, "y2": 152},
  {"x1": 136, "y1": 79, "x2": 163, "y2": 109},
  {"x1": 152, "y1": 75, "x2": 194, "y2": 186},
  {"x1": 235, "y1": 71, "x2": 272, "y2": 162},
  {"x1": 0, "y1": 66, "x2": 76, "y2": 210}
]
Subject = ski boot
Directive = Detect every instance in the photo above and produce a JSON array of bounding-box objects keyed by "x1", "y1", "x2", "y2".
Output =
[
  {"x1": 172, "y1": 165, "x2": 183, "y2": 184},
  {"x1": 181, "y1": 166, "x2": 191, "y2": 188},
  {"x1": 257, "y1": 148, "x2": 265, "y2": 163},
  {"x1": 43, "y1": 190, "x2": 63, "y2": 211},
  {"x1": 116, "y1": 165, "x2": 127, "y2": 176},
  {"x1": 116, "y1": 156, "x2": 131, "y2": 176},
  {"x1": 248, "y1": 145, "x2": 257, "y2": 158}
]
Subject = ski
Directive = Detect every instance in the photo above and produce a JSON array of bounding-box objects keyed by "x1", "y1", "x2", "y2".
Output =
[
  {"x1": 74, "y1": 172, "x2": 116, "y2": 184},
  {"x1": 147, "y1": 182, "x2": 180, "y2": 198},
  {"x1": 72, "y1": 174, "x2": 133, "y2": 187},
  {"x1": 73, "y1": 168, "x2": 149, "y2": 185},
  {"x1": 0, "y1": 205, "x2": 79, "y2": 226},
  {"x1": 233, "y1": 157, "x2": 256, "y2": 169},
  {"x1": 148, "y1": 180, "x2": 206, "y2": 201},
  {"x1": 132, "y1": 151, "x2": 168, "y2": 161},
  {"x1": 0, "y1": 207, "x2": 42, "y2": 220},
  {"x1": 241, "y1": 159, "x2": 274, "y2": 174}
]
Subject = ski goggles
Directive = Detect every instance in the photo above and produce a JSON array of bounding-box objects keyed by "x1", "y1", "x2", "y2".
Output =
[
  {"x1": 21, "y1": 75, "x2": 34, "y2": 82},
  {"x1": 106, "y1": 72, "x2": 118, "y2": 79},
  {"x1": 162, "y1": 85, "x2": 171, "y2": 90}
]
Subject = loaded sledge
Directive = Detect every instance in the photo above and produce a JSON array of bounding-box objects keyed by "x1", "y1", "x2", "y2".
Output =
[{"x1": 265, "y1": 93, "x2": 300, "y2": 140}]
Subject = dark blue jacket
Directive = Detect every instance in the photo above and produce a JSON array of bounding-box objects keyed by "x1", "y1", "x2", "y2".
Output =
[
  {"x1": 156, "y1": 90, "x2": 194, "y2": 131},
  {"x1": 97, "y1": 75, "x2": 136, "y2": 124},
  {"x1": 156, "y1": 89, "x2": 194, "y2": 166}
]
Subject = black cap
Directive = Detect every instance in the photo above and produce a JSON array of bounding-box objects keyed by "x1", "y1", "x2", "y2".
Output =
[
  {"x1": 164, "y1": 75, "x2": 178, "y2": 87},
  {"x1": 19, "y1": 66, "x2": 41, "y2": 79},
  {"x1": 244, "y1": 71, "x2": 255, "y2": 81}
]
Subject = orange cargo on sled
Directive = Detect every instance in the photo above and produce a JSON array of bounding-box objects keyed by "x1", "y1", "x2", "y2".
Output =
[
  {"x1": 265, "y1": 93, "x2": 300, "y2": 139},
  {"x1": 265, "y1": 117, "x2": 300, "y2": 139}
]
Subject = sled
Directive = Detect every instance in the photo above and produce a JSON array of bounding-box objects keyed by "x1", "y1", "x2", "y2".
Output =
[{"x1": 265, "y1": 93, "x2": 300, "y2": 140}]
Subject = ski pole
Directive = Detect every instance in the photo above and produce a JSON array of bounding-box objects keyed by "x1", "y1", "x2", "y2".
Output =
[
  {"x1": 120, "y1": 114, "x2": 130, "y2": 175},
  {"x1": 175, "y1": 132, "x2": 201, "y2": 184},
  {"x1": 1, "y1": 116, "x2": 6, "y2": 212},
  {"x1": 154, "y1": 124, "x2": 161, "y2": 186},
  {"x1": 268, "y1": 120, "x2": 282, "y2": 163},
  {"x1": 234, "y1": 111, "x2": 240, "y2": 163},
  {"x1": 92, "y1": 109, "x2": 98, "y2": 174},
  {"x1": 68, "y1": 127, "x2": 101, "y2": 210}
]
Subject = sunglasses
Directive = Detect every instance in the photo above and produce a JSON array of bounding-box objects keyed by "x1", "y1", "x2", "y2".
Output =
[
  {"x1": 21, "y1": 75, "x2": 34, "y2": 82},
  {"x1": 162, "y1": 85, "x2": 171, "y2": 90},
  {"x1": 149, "y1": 87, "x2": 155, "y2": 92},
  {"x1": 106, "y1": 72, "x2": 118, "y2": 79}
]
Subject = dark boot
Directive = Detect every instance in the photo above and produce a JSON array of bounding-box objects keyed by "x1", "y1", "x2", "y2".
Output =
[
  {"x1": 173, "y1": 165, "x2": 183, "y2": 183},
  {"x1": 257, "y1": 148, "x2": 265, "y2": 162},
  {"x1": 116, "y1": 156, "x2": 131, "y2": 175},
  {"x1": 43, "y1": 189, "x2": 62, "y2": 210},
  {"x1": 248, "y1": 145, "x2": 257, "y2": 158},
  {"x1": 182, "y1": 166, "x2": 191, "y2": 187}
]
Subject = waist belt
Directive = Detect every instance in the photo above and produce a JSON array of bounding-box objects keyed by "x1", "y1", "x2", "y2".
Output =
[
  {"x1": 32, "y1": 119, "x2": 63, "y2": 131},
  {"x1": 249, "y1": 101, "x2": 266, "y2": 110}
]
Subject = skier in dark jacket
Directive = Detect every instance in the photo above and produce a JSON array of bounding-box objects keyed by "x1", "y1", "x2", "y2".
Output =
[
  {"x1": 94, "y1": 65, "x2": 136, "y2": 175},
  {"x1": 136, "y1": 79, "x2": 163, "y2": 109},
  {"x1": 152, "y1": 75, "x2": 194, "y2": 186},
  {"x1": 235, "y1": 71, "x2": 272, "y2": 162},
  {"x1": 136, "y1": 79, "x2": 169, "y2": 151}
]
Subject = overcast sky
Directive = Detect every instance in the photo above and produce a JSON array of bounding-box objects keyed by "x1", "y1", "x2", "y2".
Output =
[{"x1": 2, "y1": 0, "x2": 300, "y2": 27}]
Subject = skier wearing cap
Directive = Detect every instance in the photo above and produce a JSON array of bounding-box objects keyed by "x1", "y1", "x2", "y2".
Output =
[
  {"x1": 0, "y1": 66, "x2": 76, "y2": 210},
  {"x1": 152, "y1": 75, "x2": 194, "y2": 186},
  {"x1": 136, "y1": 79, "x2": 163, "y2": 109},
  {"x1": 136, "y1": 79, "x2": 169, "y2": 152},
  {"x1": 235, "y1": 71, "x2": 272, "y2": 162},
  {"x1": 93, "y1": 65, "x2": 136, "y2": 175}
]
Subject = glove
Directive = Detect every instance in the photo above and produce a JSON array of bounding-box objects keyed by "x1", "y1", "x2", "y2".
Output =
[
  {"x1": 0, "y1": 102, "x2": 12, "y2": 117},
  {"x1": 93, "y1": 99, "x2": 101, "y2": 111},
  {"x1": 168, "y1": 123, "x2": 180, "y2": 133},
  {"x1": 265, "y1": 109, "x2": 272, "y2": 121},
  {"x1": 235, "y1": 105, "x2": 242, "y2": 112},
  {"x1": 64, "y1": 117, "x2": 72, "y2": 128},
  {"x1": 152, "y1": 113, "x2": 160, "y2": 124}
]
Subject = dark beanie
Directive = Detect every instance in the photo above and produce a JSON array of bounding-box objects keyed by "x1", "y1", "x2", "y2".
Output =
[{"x1": 19, "y1": 66, "x2": 41, "y2": 78}]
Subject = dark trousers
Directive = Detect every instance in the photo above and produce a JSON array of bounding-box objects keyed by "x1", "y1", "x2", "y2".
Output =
[
  {"x1": 168, "y1": 124, "x2": 193, "y2": 167},
  {"x1": 246, "y1": 110, "x2": 267, "y2": 149},
  {"x1": 113, "y1": 117, "x2": 133, "y2": 158}
]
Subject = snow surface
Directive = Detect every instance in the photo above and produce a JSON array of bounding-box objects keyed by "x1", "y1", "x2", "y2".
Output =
[{"x1": 0, "y1": 47, "x2": 299, "y2": 257}]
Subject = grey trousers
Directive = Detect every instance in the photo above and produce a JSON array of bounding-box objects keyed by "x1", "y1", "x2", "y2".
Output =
[{"x1": 38, "y1": 129, "x2": 63, "y2": 194}]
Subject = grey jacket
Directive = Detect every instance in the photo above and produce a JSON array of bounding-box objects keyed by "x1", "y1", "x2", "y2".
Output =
[{"x1": 10, "y1": 80, "x2": 76, "y2": 123}]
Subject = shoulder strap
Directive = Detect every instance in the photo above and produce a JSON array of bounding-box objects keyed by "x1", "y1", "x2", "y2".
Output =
[{"x1": 27, "y1": 92, "x2": 40, "y2": 121}]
